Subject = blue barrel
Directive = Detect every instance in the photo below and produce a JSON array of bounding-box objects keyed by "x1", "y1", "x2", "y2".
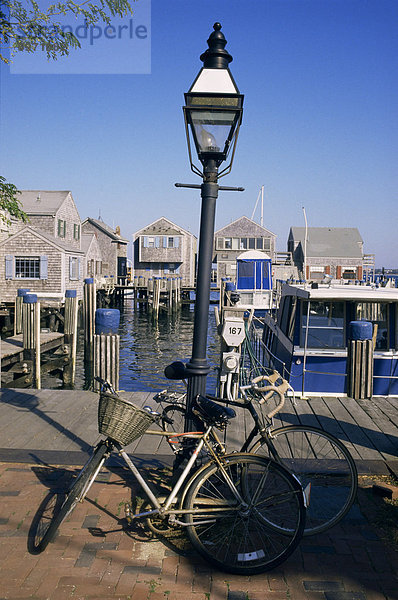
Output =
[
  {"x1": 95, "y1": 309, "x2": 120, "y2": 334},
  {"x1": 349, "y1": 321, "x2": 373, "y2": 341},
  {"x1": 17, "y1": 288, "x2": 30, "y2": 297},
  {"x1": 225, "y1": 282, "x2": 236, "y2": 292},
  {"x1": 23, "y1": 293, "x2": 38, "y2": 304}
]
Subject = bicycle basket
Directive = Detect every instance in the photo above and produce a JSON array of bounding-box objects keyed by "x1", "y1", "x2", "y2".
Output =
[{"x1": 98, "y1": 392, "x2": 156, "y2": 445}]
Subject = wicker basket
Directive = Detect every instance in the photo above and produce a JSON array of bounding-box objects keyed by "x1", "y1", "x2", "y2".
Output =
[{"x1": 98, "y1": 392, "x2": 156, "y2": 445}]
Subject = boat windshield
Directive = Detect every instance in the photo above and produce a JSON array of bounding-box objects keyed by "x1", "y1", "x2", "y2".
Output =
[{"x1": 301, "y1": 300, "x2": 345, "y2": 349}]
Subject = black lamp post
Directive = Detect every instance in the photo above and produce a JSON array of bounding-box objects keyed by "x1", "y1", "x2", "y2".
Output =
[{"x1": 181, "y1": 23, "x2": 244, "y2": 431}]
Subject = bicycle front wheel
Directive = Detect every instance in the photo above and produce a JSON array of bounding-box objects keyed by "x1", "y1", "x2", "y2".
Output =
[
  {"x1": 251, "y1": 426, "x2": 358, "y2": 535},
  {"x1": 30, "y1": 441, "x2": 109, "y2": 553},
  {"x1": 183, "y1": 454, "x2": 305, "y2": 575}
]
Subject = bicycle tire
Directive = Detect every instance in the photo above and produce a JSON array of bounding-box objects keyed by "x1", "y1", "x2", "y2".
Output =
[
  {"x1": 30, "y1": 441, "x2": 109, "y2": 553},
  {"x1": 162, "y1": 404, "x2": 186, "y2": 436},
  {"x1": 183, "y1": 454, "x2": 305, "y2": 575},
  {"x1": 250, "y1": 425, "x2": 358, "y2": 535}
]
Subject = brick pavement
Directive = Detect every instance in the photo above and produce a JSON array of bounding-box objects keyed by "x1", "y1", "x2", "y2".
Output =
[{"x1": 0, "y1": 462, "x2": 397, "y2": 600}]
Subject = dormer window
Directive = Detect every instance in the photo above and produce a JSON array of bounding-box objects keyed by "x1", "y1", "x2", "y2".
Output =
[{"x1": 58, "y1": 219, "x2": 66, "y2": 238}]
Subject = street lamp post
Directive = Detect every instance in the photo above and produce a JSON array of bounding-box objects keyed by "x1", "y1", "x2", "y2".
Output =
[{"x1": 181, "y1": 23, "x2": 244, "y2": 431}]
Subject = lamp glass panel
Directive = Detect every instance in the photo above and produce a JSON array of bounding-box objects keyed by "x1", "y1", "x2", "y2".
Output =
[{"x1": 191, "y1": 110, "x2": 236, "y2": 154}]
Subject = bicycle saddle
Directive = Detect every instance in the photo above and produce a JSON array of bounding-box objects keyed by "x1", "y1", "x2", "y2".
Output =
[
  {"x1": 192, "y1": 395, "x2": 236, "y2": 430},
  {"x1": 164, "y1": 361, "x2": 190, "y2": 380}
]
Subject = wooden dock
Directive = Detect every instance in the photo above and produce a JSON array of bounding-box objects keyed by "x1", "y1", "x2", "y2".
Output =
[
  {"x1": 0, "y1": 332, "x2": 64, "y2": 367},
  {"x1": 0, "y1": 388, "x2": 396, "y2": 474}
]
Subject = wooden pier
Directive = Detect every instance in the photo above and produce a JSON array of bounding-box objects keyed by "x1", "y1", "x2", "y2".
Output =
[
  {"x1": 0, "y1": 387, "x2": 396, "y2": 475},
  {"x1": 0, "y1": 332, "x2": 66, "y2": 387}
]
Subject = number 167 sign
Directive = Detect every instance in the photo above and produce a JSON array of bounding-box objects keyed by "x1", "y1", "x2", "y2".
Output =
[{"x1": 221, "y1": 317, "x2": 246, "y2": 347}]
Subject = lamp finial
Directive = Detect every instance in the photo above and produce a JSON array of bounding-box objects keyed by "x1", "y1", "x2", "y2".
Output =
[{"x1": 200, "y1": 22, "x2": 233, "y2": 69}]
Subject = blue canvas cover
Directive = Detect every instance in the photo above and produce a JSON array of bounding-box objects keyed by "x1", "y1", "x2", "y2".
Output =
[{"x1": 236, "y1": 251, "x2": 272, "y2": 290}]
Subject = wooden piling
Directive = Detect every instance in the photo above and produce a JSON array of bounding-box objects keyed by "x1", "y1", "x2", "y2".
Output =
[
  {"x1": 22, "y1": 294, "x2": 41, "y2": 389},
  {"x1": 63, "y1": 289, "x2": 78, "y2": 386},
  {"x1": 93, "y1": 333, "x2": 120, "y2": 391},
  {"x1": 83, "y1": 277, "x2": 96, "y2": 360},
  {"x1": 347, "y1": 321, "x2": 373, "y2": 399},
  {"x1": 14, "y1": 289, "x2": 30, "y2": 335}
]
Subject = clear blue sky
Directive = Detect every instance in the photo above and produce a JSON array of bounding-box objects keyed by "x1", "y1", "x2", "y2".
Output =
[{"x1": 1, "y1": 0, "x2": 397, "y2": 267}]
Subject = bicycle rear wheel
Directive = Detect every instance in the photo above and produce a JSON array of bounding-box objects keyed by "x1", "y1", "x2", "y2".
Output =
[
  {"x1": 183, "y1": 454, "x2": 305, "y2": 575},
  {"x1": 162, "y1": 404, "x2": 186, "y2": 436},
  {"x1": 250, "y1": 426, "x2": 358, "y2": 535},
  {"x1": 30, "y1": 441, "x2": 109, "y2": 553}
]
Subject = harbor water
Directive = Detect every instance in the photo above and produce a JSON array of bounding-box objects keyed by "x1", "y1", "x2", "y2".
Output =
[{"x1": 72, "y1": 297, "x2": 221, "y2": 394}]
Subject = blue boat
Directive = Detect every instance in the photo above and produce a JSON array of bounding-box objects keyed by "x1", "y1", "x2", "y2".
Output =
[{"x1": 260, "y1": 280, "x2": 398, "y2": 397}]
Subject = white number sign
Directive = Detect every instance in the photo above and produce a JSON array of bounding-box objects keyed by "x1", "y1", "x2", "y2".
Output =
[{"x1": 221, "y1": 317, "x2": 246, "y2": 346}]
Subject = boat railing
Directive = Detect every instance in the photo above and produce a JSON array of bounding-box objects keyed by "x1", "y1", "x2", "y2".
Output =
[
  {"x1": 243, "y1": 316, "x2": 291, "y2": 382},
  {"x1": 246, "y1": 315, "x2": 398, "y2": 396}
]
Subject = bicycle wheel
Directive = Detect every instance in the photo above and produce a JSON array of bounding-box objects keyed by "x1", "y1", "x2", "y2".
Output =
[
  {"x1": 183, "y1": 454, "x2": 305, "y2": 575},
  {"x1": 250, "y1": 426, "x2": 358, "y2": 535},
  {"x1": 30, "y1": 441, "x2": 109, "y2": 553},
  {"x1": 162, "y1": 404, "x2": 186, "y2": 436}
]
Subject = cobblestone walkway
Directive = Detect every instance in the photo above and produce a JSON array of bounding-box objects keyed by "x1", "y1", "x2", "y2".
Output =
[{"x1": 0, "y1": 462, "x2": 397, "y2": 600}]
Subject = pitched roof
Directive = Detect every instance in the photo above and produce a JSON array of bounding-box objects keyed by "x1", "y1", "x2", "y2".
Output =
[
  {"x1": 215, "y1": 216, "x2": 276, "y2": 238},
  {"x1": 81, "y1": 232, "x2": 96, "y2": 253},
  {"x1": 18, "y1": 191, "x2": 71, "y2": 215},
  {"x1": 289, "y1": 227, "x2": 363, "y2": 258},
  {"x1": 82, "y1": 218, "x2": 129, "y2": 243},
  {"x1": 134, "y1": 217, "x2": 196, "y2": 238},
  {"x1": 0, "y1": 226, "x2": 84, "y2": 254}
]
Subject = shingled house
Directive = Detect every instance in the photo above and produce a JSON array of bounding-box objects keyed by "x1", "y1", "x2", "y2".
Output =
[
  {"x1": 288, "y1": 227, "x2": 365, "y2": 280},
  {"x1": 81, "y1": 218, "x2": 129, "y2": 284},
  {"x1": 133, "y1": 217, "x2": 197, "y2": 287},
  {"x1": 0, "y1": 191, "x2": 86, "y2": 301},
  {"x1": 213, "y1": 216, "x2": 277, "y2": 284}
]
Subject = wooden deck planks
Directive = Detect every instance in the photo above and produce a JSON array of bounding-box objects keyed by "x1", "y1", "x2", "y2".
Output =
[
  {"x1": 355, "y1": 398, "x2": 398, "y2": 461},
  {"x1": 1, "y1": 332, "x2": 64, "y2": 359},
  {"x1": 377, "y1": 397, "x2": 398, "y2": 428},
  {"x1": 0, "y1": 388, "x2": 397, "y2": 472},
  {"x1": 321, "y1": 397, "x2": 382, "y2": 461},
  {"x1": 340, "y1": 397, "x2": 397, "y2": 462}
]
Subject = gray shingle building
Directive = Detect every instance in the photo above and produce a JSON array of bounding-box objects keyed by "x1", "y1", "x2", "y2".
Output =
[
  {"x1": 288, "y1": 227, "x2": 365, "y2": 280},
  {"x1": 214, "y1": 216, "x2": 277, "y2": 284},
  {"x1": 81, "y1": 218, "x2": 129, "y2": 284},
  {"x1": 0, "y1": 191, "x2": 85, "y2": 301},
  {"x1": 133, "y1": 217, "x2": 197, "y2": 287}
]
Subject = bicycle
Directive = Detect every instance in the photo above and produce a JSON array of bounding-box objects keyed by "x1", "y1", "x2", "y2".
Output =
[
  {"x1": 158, "y1": 363, "x2": 358, "y2": 536},
  {"x1": 30, "y1": 377, "x2": 306, "y2": 575}
]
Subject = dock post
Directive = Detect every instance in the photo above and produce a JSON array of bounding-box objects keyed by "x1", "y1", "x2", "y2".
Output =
[
  {"x1": 153, "y1": 277, "x2": 160, "y2": 319},
  {"x1": 22, "y1": 293, "x2": 41, "y2": 389},
  {"x1": 93, "y1": 308, "x2": 120, "y2": 391},
  {"x1": 168, "y1": 278, "x2": 173, "y2": 312},
  {"x1": 63, "y1": 289, "x2": 78, "y2": 386},
  {"x1": 83, "y1": 278, "x2": 96, "y2": 362},
  {"x1": 178, "y1": 277, "x2": 182, "y2": 305},
  {"x1": 347, "y1": 320, "x2": 373, "y2": 399},
  {"x1": 219, "y1": 278, "x2": 225, "y2": 314},
  {"x1": 14, "y1": 289, "x2": 30, "y2": 335}
]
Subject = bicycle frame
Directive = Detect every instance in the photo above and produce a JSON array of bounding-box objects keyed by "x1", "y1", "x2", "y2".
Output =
[{"x1": 112, "y1": 426, "x2": 251, "y2": 525}]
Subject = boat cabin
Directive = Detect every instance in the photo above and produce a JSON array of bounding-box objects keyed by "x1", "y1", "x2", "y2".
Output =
[
  {"x1": 262, "y1": 282, "x2": 398, "y2": 396},
  {"x1": 235, "y1": 250, "x2": 273, "y2": 313}
]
